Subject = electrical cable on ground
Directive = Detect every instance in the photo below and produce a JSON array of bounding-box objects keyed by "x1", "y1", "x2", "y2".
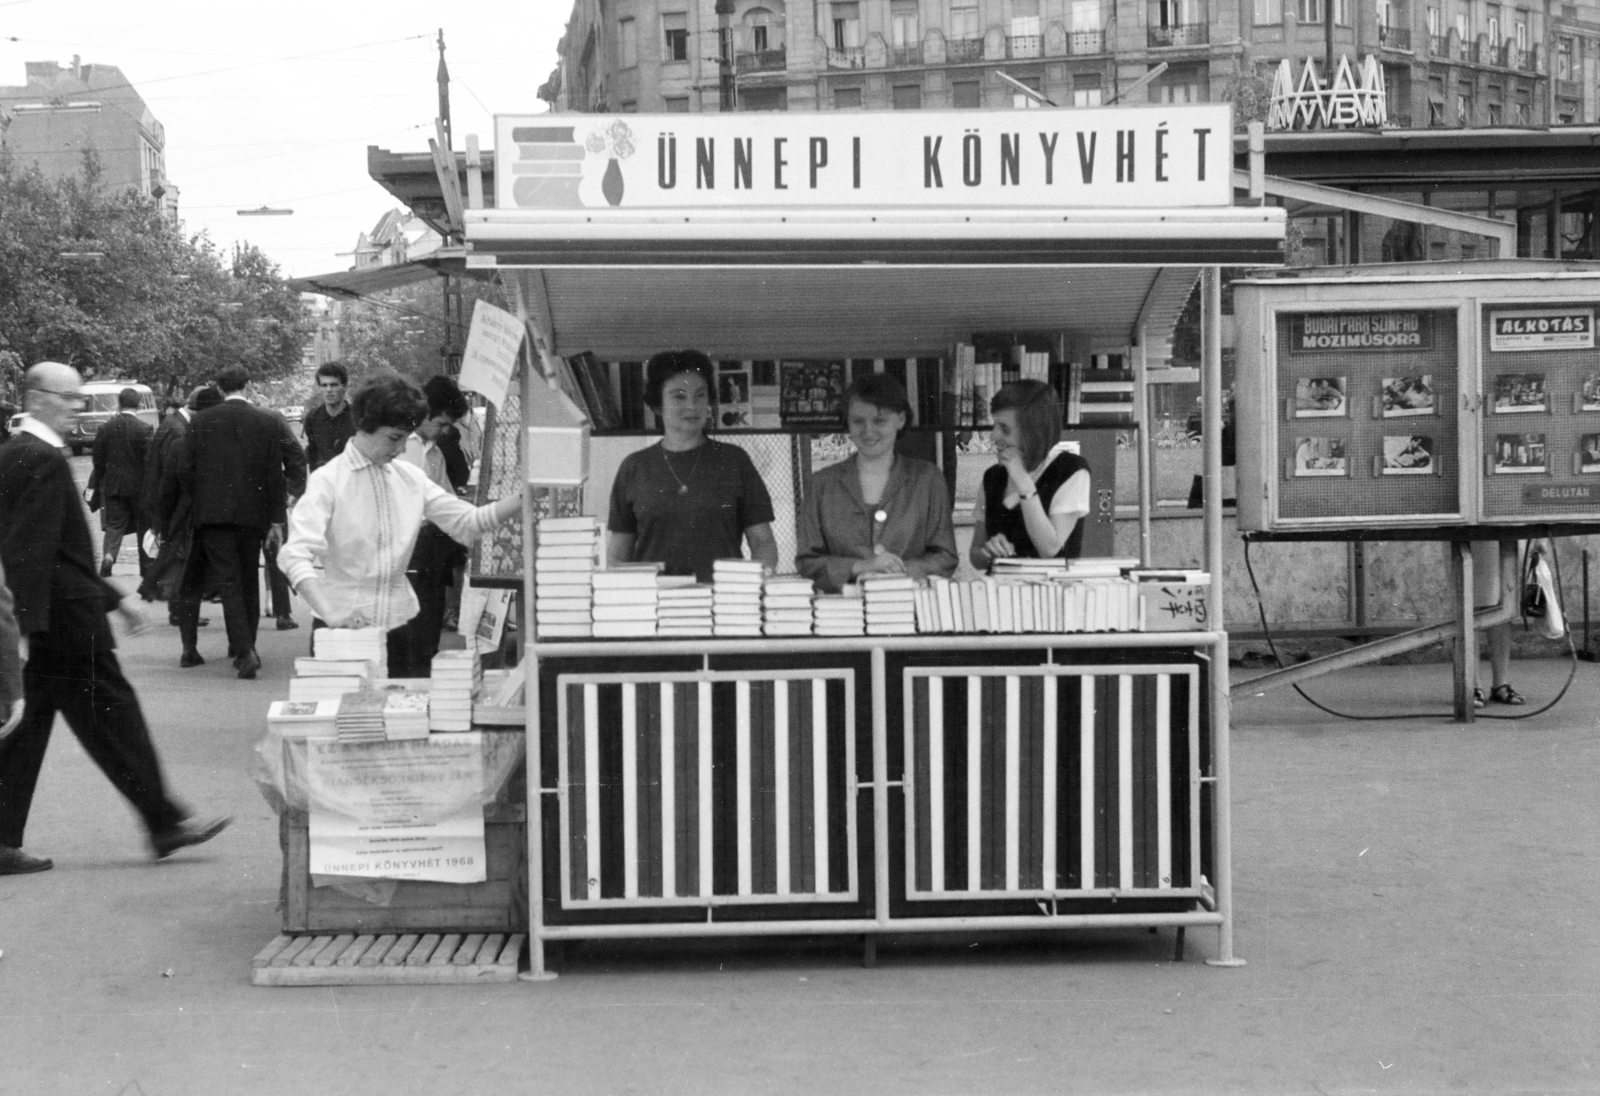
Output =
[{"x1": 1241, "y1": 536, "x2": 1577, "y2": 722}]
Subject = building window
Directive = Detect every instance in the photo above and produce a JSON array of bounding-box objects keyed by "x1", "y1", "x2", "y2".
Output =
[
  {"x1": 740, "y1": 86, "x2": 788, "y2": 111},
  {"x1": 1152, "y1": 68, "x2": 1201, "y2": 101},
  {"x1": 1426, "y1": 5, "x2": 1440, "y2": 34},
  {"x1": 1376, "y1": 0, "x2": 1392, "y2": 28},
  {"x1": 619, "y1": 17, "x2": 638, "y2": 69},
  {"x1": 1298, "y1": 0, "x2": 1322, "y2": 22},
  {"x1": 1255, "y1": 0, "x2": 1283, "y2": 23},
  {"x1": 1454, "y1": 11, "x2": 1469, "y2": 41},
  {"x1": 1557, "y1": 37, "x2": 1573, "y2": 79},
  {"x1": 1073, "y1": 0, "x2": 1104, "y2": 29},
  {"x1": 891, "y1": 0, "x2": 919, "y2": 47},
  {"x1": 952, "y1": 79, "x2": 982, "y2": 107},
  {"x1": 835, "y1": 86, "x2": 863, "y2": 108},
  {"x1": 1154, "y1": 0, "x2": 1187, "y2": 28},
  {"x1": 1514, "y1": 15, "x2": 1527, "y2": 52},
  {"x1": 1010, "y1": 75, "x2": 1043, "y2": 108},
  {"x1": 664, "y1": 95, "x2": 690, "y2": 112},
  {"x1": 663, "y1": 13, "x2": 689, "y2": 62},
  {"x1": 1073, "y1": 74, "x2": 1103, "y2": 105},
  {"x1": 834, "y1": 1, "x2": 861, "y2": 49},
  {"x1": 951, "y1": 3, "x2": 980, "y2": 40},
  {"x1": 1334, "y1": 0, "x2": 1350, "y2": 24},
  {"x1": 1486, "y1": 8, "x2": 1500, "y2": 47},
  {"x1": 892, "y1": 82, "x2": 923, "y2": 109},
  {"x1": 621, "y1": 100, "x2": 638, "y2": 113},
  {"x1": 1457, "y1": 90, "x2": 1473, "y2": 123}
]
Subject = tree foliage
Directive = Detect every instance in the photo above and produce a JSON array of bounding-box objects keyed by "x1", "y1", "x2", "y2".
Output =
[
  {"x1": 0, "y1": 151, "x2": 312, "y2": 399},
  {"x1": 333, "y1": 277, "x2": 507, "y2": 387}
]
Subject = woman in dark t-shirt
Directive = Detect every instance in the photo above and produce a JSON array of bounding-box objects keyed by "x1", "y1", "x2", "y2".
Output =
[{"x1": 606, "y1": 350, "x2": 778, "y2": 582}]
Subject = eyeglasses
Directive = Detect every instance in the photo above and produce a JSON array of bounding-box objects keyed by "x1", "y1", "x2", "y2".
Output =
[{"x1": 31, "y1": 388, "x2": 87, "y2": 408}]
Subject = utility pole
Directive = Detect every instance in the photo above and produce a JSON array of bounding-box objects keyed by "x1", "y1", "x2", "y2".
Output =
[
  {"x1": 716, "y1": 0, "x2": 736, "y2": 111},
  {"x1": 437, "y1": 29, "x2": 452, "y2": 154},
  {"x1": 1325, "y1": 0, "x2": 1335, "y2": 82}
]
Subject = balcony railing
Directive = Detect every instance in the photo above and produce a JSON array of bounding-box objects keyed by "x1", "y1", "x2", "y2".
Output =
[
  {"x1": 1148, "y1": 22, "x2": 1207, "y2": 47},
  {"x1": 1557, "y1": 78, "x2": 1583, "y2": 100},
  {"x1": 1389, "y1": 110, "x2": 1414, "y2": 127},
  {"x1": 1518, "y1": 47, "x2": 1538, "y2": 71},
  {"x1": 1458, "y1": 40, "x2": 1479, "y2": 62},
  {"x1": 946, "y1": 37, "x2": 984, "y2": 62},
  {"x1": 825, "y1": 45, "x2": 865, "y2": 69},
  {"x1": 1377, "y1": 24, "x2": 1411, "y2": 49},
  {"x1": 891, "y1": 44, "x2": 922, "y2": 66},
  {"x1": 1428, "y1": 34, "x2": 1446, "y2": 54},
  {"x1": 1007, "y1": 34, "x2": 1043, "y2": 58},
  {"x1": 736, "y1": 48, "x2": 787, "y2": 73},
  {"x1": 1070, "y1": 28, "x2": 1106, "y2": 54}
]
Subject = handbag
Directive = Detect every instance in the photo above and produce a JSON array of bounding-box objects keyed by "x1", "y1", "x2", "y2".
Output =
[{"x1": 1521, "y1": 543, "x2": 1566, "y2": 641}]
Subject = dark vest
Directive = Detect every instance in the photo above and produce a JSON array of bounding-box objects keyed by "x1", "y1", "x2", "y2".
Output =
[{"x1": 982, "y1": 450, "x2": 1090, "y2": 561}]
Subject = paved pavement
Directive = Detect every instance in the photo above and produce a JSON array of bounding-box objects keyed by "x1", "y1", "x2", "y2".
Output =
[{"x1": 1, "y1": 533, "x2": 1597, "y2": 1092}]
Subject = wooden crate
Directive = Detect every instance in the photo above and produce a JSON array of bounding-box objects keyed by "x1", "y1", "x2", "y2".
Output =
[
  {"x1": 279, "y1": 800, "x2": 527, "y2": 935},
  {"x1": 252, "y1": 931, "x2": 525, "y2": 986}
]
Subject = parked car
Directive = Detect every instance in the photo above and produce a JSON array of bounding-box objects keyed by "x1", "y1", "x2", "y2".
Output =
[
  {"x1": 280, "y1": 405, "x2": 304, "y2": 424},
  {"x1": 64, "y1": 381, "x2": 159, "y2": 455}
]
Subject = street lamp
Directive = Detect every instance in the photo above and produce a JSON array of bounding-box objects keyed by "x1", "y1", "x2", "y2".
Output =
[{"x1": 237, "y1": 207, "x2": 294, "y2": 217}]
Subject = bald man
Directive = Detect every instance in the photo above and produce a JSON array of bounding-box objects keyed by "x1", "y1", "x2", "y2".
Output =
[{"x1": 0, "y1": 362, "x2": 228, "y2": 875}]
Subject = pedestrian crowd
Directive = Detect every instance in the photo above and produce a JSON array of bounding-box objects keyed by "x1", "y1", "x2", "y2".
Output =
[{"x1": 0, "y1": 359, "x2": 504, "y2": 876}]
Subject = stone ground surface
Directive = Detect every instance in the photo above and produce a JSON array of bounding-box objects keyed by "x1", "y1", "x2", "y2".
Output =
[{"x1": 1, "y1": 462, "x2": 1595, "y2": 1095}]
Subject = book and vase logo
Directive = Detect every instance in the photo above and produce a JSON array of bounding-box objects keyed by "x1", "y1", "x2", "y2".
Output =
[{"x1": 509, "y1": 119, "x2": 635, "y2": 209}]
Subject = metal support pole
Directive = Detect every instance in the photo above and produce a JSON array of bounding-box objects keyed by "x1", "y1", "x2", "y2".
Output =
[
  {"x1": 1201, "y1": 267, "x2": 1243, "y2": 968},
  {"x1": 871, "y1": 645, "x2": 890, "y2": 939},
  {"x1": 1135, "y1": 334, "x2": 1153, "y2": 568},
  {"x1": 1452, "y1": 541, "x2": 1477, "y2": 723}
]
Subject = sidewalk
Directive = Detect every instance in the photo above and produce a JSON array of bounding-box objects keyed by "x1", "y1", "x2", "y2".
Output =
[{"x1": 1, "y1": 600, "x2": 1596, "y2": 1095}]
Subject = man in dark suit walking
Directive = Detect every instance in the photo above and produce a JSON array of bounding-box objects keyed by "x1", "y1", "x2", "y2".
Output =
[
  {"x1": 0, "y1": 362, "x2": 228, "y2": 875},
  {"x1": 165, "y1": 365, "x2": 287, "y2": 680},
  {"x1": 87, "y1": 386, "x2": 154, "y2": 579}
]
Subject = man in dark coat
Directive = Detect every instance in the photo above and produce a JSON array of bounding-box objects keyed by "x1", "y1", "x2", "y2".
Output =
[
  {"x1": 150, "y1": 386, "x2": 223, "y2": 663},
  {"x1": 87, "y1": 386, "x2": 153, "y2": 579},
  {"x1": 162, "y1": 365, "x2": 287, "y2": 680},
  {"x1": 303, "y1": 360, "x2": 355, "y2": 472},
  {"x1": 0, "y1": 362, "x2": 228, "y2": 875}
]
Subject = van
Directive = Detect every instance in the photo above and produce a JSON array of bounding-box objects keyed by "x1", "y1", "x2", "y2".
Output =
[{"x1": 66, "y1": 381, "x2": 160, "y2": 455}]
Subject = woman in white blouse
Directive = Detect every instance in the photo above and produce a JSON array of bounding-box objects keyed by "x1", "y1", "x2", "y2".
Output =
[
  {"x1": 968, "y1": 380, "x2": 1092, "y2": 567},
  {"x1": 278, "y1": 374, "x2": 521, "y2": 663}
]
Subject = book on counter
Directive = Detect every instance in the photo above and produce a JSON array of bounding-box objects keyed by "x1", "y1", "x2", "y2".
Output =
[
  {"x1": 293, "y1": 657, "x2": 373, "y2": 677},
  {"x1": 267, "y1": 699, "x2": 339, "y2": 738},
  {"x1": 335, "y1": 691, "x2": 387, "y2": 743},
  {"x1": 594, "y1": 620, "x2": 658, "y2": 637},
  {"x1": 382, "y1": 691, "x2": 431, "y2": 741},
  {"x1": 289, "y1": 675, "x2": 365, "y2": 703}
]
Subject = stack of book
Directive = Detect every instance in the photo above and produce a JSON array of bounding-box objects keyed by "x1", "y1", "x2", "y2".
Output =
[
  {"x1": 712, "y1": 558, "x2": 765, "y2": 636},
  {"x1": 429, "y1": 650, "x2": 481, "y2": 732},
  {"x1": 288, "y1": 672, "x2": 367, "y2": 703},
  {"x1": 335, "y1": 691, "x2": 387, "y2": 743},
  {"x1": 312, "y1": 627, "x2": 387, "y2": 680},
  {"x1": 860, "y1": 574, "x2": 918, "y2": 635},
  {"x1": 761, "y1": 574, "x2": 816, "y2": 636},
  {"x1": 382, "y1": 690, "x2": 431, "y2": 741},
  {"x1": 656, "y1": 577, "x2": 713, "y2": 637},
  {"x1": 535, "y1": 516, "x2": 601, "y2": 638},
  {"x1": 591, "y1": 564, "x2": 660, "y2": 637},
  {"x1": 914, "y1": 572, "x2": 1143, "y2": 634},
  {"x1": 266, "y1": 699, "x2": 339, "y2": 739},
  {"x1": 992, "y1": 557, "x2": 1068, "y2": 579},
  {"x1": 813, "y1": 588, "x2": 866, "y2": 636}
]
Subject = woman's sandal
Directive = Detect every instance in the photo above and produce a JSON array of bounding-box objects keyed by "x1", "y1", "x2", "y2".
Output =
[{"x1": 1489, "y1": 684, "x2": 1526, "y2": 706}]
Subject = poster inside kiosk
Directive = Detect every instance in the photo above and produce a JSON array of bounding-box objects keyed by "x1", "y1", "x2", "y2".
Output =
[{"x1": 493, "y1": 105, "x2": 1234, "y2": 212}]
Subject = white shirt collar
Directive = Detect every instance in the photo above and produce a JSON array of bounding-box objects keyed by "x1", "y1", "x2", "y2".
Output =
[
  {"x1": 16, "y1": 413, "x2": 65, "y2": 448},
  {"x1": 179, "y1": 407, "x2": 192, "y2": 421},
  {"x1": 224, "y1": 392, "x2": 250, "y2": 402}
]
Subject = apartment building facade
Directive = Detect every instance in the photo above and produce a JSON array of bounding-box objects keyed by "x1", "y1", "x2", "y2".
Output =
[
  {"x1": 0, "y1": 57, "x2": 178, "y2": 221},
  {"x1": 543, "y1": 0, "x2": 1600, "y2": 128}
]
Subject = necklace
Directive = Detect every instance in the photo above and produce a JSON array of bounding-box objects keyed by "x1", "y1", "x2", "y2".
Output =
[{"x1": 661, "y1": 442, "x2": 705, "y2": 495}]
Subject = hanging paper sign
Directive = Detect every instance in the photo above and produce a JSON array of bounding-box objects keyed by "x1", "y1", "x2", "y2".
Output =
[
  {"x1": 494, "y1": 104, "x2": 1233, "y2": 212},
  {"x1": 458, "y1": 299, "x2": 524, "y2": 408}
]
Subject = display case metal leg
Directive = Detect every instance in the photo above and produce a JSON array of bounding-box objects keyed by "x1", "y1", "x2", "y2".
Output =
[
  {"x1": 861, "y1": 934, "x2": 878, "y2": 969},
  {"x1": 1172, "y1": 927, "x2": 1185, "y2": 962}
]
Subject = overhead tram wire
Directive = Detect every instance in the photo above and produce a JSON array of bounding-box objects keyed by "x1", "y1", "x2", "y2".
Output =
[{"x1": 1241, "y1": 537, "x2": 1579, "y2": 722}]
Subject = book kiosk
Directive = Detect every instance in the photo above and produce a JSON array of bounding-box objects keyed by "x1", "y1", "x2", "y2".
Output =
[
  {"x1": 1233, "y1": 260, "x2": 1600, "y2": 718},
  {"x1": 473, "y1": 104, "x2": 1285, "y2": 977}
]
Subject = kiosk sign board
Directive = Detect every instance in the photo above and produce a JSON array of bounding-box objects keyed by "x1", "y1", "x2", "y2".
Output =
[
  {"x1": 494, "y1": 105, "x2": 1234, "y2": 213},
  {"x1": 1234, "y1": 268, "x2": 1600, "y2": 534}
]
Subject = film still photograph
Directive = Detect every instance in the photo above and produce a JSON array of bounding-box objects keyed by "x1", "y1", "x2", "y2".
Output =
[
  {"x1": 1582, "y1": 373, "x2": 1600, "y2": 412},
  {"x1": 1494, "y1": 373, "x2": 1548, "y2": 414},
  {"x1": 1382, "y1": 434, "x2": 1434, "y2": 474},
  {"x1": 1293, "y1": 376, "x2": 1347, "y2": 417},
  {"x1": 1494, "y1": 433, "x2": 1548, "y2": 474},
  {"x1": 1381, "y1": 375, "x2": 1435, "y2": 417},
  {"x1": 1581, "y1": 433, "x2": 1600, "y2": 473},
  {"x1": 1294, "y1": 436, "x2": 1348, "y2": 476}
]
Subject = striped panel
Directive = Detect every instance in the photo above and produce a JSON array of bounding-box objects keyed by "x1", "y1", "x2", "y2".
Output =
[
  {"x1": 560, "y1": 672, "x2": 856, "y2": 908},
  {"x1": 903, "y1": 666, "x2": 1197, "y2": 899}
]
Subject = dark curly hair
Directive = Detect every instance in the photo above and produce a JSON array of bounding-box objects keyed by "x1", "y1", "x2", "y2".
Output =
[
  {"x1": 422, "y1": 374, "x2": 470, "y2": 420},
  {"x1": 643, "y1": 350, "x2": 716, "y2": 412},
  {"x1": 350, "y1": 373, "x2": 428, "y2": 433}
]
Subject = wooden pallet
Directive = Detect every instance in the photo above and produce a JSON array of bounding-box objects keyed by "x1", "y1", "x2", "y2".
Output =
[{"x1": 251, "y1": 931, "x2": 525, "y2": 986}]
